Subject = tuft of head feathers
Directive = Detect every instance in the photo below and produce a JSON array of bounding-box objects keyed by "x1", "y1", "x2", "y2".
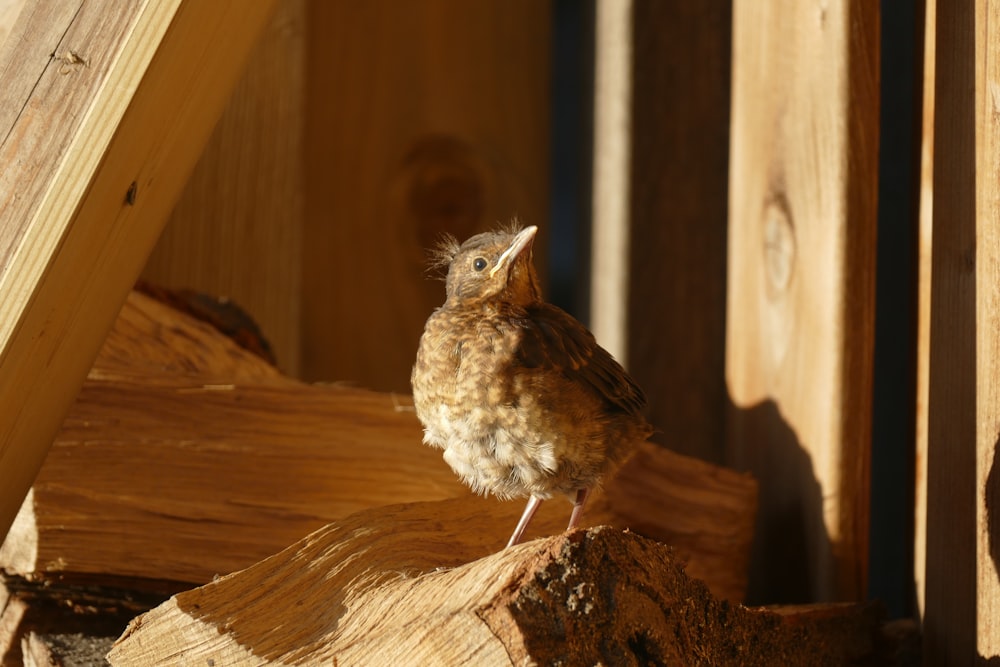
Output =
[
  {"x1": 497, "y1": 218, "x2": 524, "y2": 240},
  {"x1": 425, "y1": 233, "x2": 460, "y2": 280}
]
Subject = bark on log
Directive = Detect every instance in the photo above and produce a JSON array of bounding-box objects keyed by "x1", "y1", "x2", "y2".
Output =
[
  {"x1": 1, "y1": 572, "x2": 163, "y2": 667},
  {"x1": 21, "y1": 633, "x2": 115, "y2": 667},
  {"x1": 1, "y1": 290, "x2": 757, "y2": 602},
  {"x1": 94, "y1": 287, "x2": 285, "y2": 382},
  {"x1": 107, "y1": 514, "x2": 886, "y2": 666}
]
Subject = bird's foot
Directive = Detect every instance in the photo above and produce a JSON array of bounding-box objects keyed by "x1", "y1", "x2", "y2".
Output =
[
  {"x1": 506, "y1": 495, "x2": 543, "y2": 548},
  {"x1": 566, "y1": 488, "x2": 591, "y2": 531}
]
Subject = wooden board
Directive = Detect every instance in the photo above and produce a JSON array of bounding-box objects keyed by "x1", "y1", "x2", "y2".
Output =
[
  {"x1": 300, "y1": 0, "x2": 551, "y2": 391},
  {"x1": 725, "y1": 0, "x2": 879, "y2": 603},
  {"x1": 914, "y1": 0, "x2": 935, "y2": 622},
  {"x1": 626, "y1": 0, "x2": 732, "y2": 463},
  {"x1": 974, "y1": 0, "x2": 1000, "y2": 647},
  {"x1": 0, "y1": 0, "x2": 279, "y2": 542},
  {"x1": 590, "y1": 0, "x2": 631, "y2": 363},
  {"x1": 143, "y1": 0, "x2": 305, "y2": 376},
  {"x1": 923, "y1": 0, "x2": 1000, "y2": 660},
  {"x1": 922, "y1": 0, "x2": 976, "y2": 661}
]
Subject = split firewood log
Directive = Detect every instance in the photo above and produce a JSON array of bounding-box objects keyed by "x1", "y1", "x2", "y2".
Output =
[{"x1": 107, "y1": 510, "x2": 886, "y2": 666}]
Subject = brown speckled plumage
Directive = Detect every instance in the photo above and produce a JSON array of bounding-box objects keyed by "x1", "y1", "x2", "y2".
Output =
[{"x1": 411, "y1": 224, "x2": 653, "y2": 547}]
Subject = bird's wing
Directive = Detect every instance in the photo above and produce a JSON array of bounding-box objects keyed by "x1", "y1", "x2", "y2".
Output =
[{"x1": 515, "y1": 303, "x2": 648, "y2": 416}]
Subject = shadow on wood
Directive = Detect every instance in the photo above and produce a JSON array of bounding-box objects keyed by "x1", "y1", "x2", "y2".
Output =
[
  {"x1": 107, "y1": 519, "x2": 886, "y2": 666},
  {"x1": 727, "y1": 396, "x2": 834, "y2": 605}
]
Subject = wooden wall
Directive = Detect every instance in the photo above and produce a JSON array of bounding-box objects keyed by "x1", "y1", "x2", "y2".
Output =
[
  {"x1": 299, "y1": 0, "x2": 550, "y2": 392},
  {"x1": 725, "y1": 0, "x2": 879, "y2": 604},
  {"x1": 593, "y1": 0, "x2": 880, "y2": 608},
  {"x1": 626, "y1": 0, "x2": 731, "y2": 466},
  {"x1": 143, "y1": 0, "x2": 305, "y2": 375},
  {"x1": 146, "y1": 0, "x2": 551, "y2": 388}
]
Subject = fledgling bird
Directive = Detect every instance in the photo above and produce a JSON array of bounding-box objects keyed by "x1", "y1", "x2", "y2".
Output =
[{"x1": 411, "y1": 223, "x2": 653, "y2": 548}]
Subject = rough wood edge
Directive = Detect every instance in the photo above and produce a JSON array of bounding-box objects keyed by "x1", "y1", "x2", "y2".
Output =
[{"x1": 107, "y1": 520, "x2": 889, "y2": 666}]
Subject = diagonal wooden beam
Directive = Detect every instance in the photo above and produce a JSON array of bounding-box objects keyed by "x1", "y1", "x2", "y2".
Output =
[{"x1": 0, "y1": 0, "x2": 279, "y2": 541}]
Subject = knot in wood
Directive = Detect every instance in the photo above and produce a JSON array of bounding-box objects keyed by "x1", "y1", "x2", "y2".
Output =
[
  {"x1": 762, "y1": 198, "x2": 796, "y2": 297},
  {"x1": 403, "y1": 134, "x2": 485, "y2": 251}
]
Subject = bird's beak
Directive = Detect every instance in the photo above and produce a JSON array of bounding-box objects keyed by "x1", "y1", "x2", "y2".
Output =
[{"x1": 490, "y1": 226, "x2": 538, "y2": 278}]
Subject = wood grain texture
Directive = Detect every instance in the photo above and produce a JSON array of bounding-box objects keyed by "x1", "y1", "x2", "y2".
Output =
[
  {"x1": 974, "y1": 0, "x2": 1000, "y2": 654},
  {"x1": 143, "y1": 0, "x2": 305, "y2": 376},
  {"x1": 923, "y1": 0, "x2": 977, "y2": 662},
  {"x1": 108, "y1": 523, "x2": 881, "y2": 666},
  {"x1": 301, "y1": 0, "x2": 551, "y2": 391},
  {"x1": 913, "y1": 0, "x2": 935, "y2": 622},
  {"x1": 1, "y1": 290, "x2": 757, "y2": 601},
  {"x1": 0, "y1": 291, "x2": 460, "y2": 585},
  {"x1": 0, "y1": 0, "x2": 121, "y2": 270},
  {"x1": 0, "y1": 0, "x2": 278, "y2": 543},
  {"x1": 925, "y1": 0, "x2": 1000, "y2": 660},
  {"x1": 725, "y1": 0, "x2": 879, "y2": 603},
  {"x1": 627, "y1": 0, "x2": 731, "y2": 463},
  {"x1": 0, "y1": 0, "x2": 25, "y2": 49},
  {"x1": 590, "y1": 0, "x2": 632, "y2": 363}
]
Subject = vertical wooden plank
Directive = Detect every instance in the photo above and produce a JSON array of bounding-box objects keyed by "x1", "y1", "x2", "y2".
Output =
[
  {"x1": 590, "y1": 0, "x2": 632, "y2": 364},
  {"x1": 626, "y1": 0, "x2": 731, "y2": 463},
  {"x1": 927, "y1": 0, "x2": 1000, "y2": 659},
  {"x1": 975, "y1": 0, "x2": 1000, "y2": 652},
  {"x1": 924, "y1": 0, "x2": 977, "y2": 660},
  {"x1": 143, "y1": 0, "x2": 305, "y2": 375},
  {"x1": 725, "y1": 0, "x2": 879, "y2": 603},
  {"x1": 914, "y1": 0, "x2": 935, "y2": 622},
  {"x1": 301, "y1": 0, "x2": 551, "y2": 390}
]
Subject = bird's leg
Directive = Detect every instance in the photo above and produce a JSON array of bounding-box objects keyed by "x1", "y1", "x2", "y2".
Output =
[
  {"x1": 567, "y1": 488, "x2": 591, "y2": 531},
  {"x1": 506, "y1": 495, "x2": 543, "y2": 548}
]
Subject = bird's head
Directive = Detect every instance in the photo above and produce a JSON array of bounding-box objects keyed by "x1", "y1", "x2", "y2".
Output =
[{"x1": 431, "y1": 224, "x2": 541, "y2": 307}]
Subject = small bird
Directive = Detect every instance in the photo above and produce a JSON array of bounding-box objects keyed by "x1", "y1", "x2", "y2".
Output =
[{"x1": 411, "y1": 223, "x2": 653, "y2": 547}]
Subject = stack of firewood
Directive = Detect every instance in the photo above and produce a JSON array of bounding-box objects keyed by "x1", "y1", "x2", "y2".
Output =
[{"x1": 0, "y1": 290, "x2": 909, "y2": 665}]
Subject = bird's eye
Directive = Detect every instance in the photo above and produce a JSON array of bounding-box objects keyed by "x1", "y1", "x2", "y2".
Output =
[{"x1": 473, "y1": 257, "x2": 488, "y2": 272}]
